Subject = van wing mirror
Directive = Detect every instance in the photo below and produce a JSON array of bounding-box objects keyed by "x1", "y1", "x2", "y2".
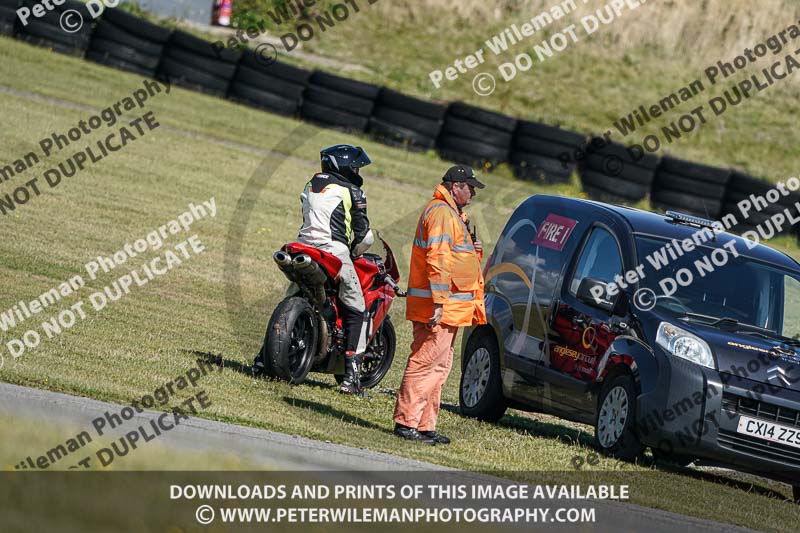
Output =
[{"x1": 577, "y1": 277, "x2": 619, "y2": 314}]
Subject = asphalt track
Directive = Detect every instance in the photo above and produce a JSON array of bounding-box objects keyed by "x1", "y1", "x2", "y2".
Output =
[{"x1": 0, "y1": 382, "x2": 756, "y2": 533}]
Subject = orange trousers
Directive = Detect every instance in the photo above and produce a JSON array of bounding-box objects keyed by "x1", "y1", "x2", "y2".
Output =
[{"x1": 393, "y1": 321, "x2": 458, "y2": 431}]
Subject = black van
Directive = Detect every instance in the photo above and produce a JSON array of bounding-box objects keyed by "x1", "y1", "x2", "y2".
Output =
[{"x1": 459, "y1": 194, "x2": 800, "y2": 499}]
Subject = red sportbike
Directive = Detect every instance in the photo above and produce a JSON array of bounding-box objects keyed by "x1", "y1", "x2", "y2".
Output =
[{"x1": 254, "y1": 235, "x2": 405, "y2": 386}]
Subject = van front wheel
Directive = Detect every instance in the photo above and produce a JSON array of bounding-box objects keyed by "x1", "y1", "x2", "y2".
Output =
[{"x1": 595, "y1": 373, "x2": 644, "y2": 461}]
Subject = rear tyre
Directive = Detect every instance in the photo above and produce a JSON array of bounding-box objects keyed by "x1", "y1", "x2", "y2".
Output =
[
  {"x1": 266, "y1": 297, "x2": 318, "y2": 384},
  {"x1": 595, "y1": 373, "x2": 644, "y2": 461},
  {"x1": 459, "y1": 334, "x2": 507, "y2": 422},
  {"x1": 793, "y1": 485, "x2": 800, "y2": 504}
]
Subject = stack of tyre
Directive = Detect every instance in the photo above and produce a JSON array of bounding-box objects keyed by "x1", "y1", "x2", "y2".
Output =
[
  {"x1": 86, "y1": 8, "x2": 171, "y2": 78},
  {"x1": 579, "y1": 137, "x2": 660, "y2": 203},
  {"x1": 510, "y1": 121, "x2": 584, "y2": 184},
  {"x1": 720, "y1": 172, "x2": 800, "y2": 236},
  {"x1": 0, "y1": 0, "x2": 18, "y2": 37},
  {"x1": 228, "y1": 51, "x2": 310, "y2": 116},
  {"x1": 367, "y1": 88, "x2": 446, "y2": 151},
  {"x1": 158, "y1": 30, "x2": 241, "y2": 97},
  {"x1": 437, "y1": 102, "x2": 516, "y2": 168},
  {"x1": 300, "y1": 71, "x2": 380, "y2": 133},
  {"x1": 17, "y1": 0, "x2": 93, "y2": 56},
  {"x1": 651, "y1": 156, "x2": 731, "y2": 218}
]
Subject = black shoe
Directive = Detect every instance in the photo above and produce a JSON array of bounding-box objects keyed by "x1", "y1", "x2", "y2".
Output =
[
  {"x1": 420, "y1": 431, "x2": 450, "y2": 445},
  {"x1": 393, "y1": 424, "x2": 436, "y2": 445}
]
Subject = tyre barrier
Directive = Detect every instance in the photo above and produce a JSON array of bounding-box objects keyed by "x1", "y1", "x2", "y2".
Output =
[
  {"x1": 86, "y1": 9, "x2": 171, "y2": 78},
  {"x1": 437, "y1": 102, "x2": 516, "y2": 168},
  {"x1": 300, "y1": 70, "x2": 380, "y2": 133},
  {"x1": 721, "y1": 171, "x2": 800, "y2": 236},
  {"x1": 0, "y1": 0, "x2": 18, "y2": 37},
  {"x1": 17, "y1": 0, "x2": 93, "y2": 57},
  {"x1": 367, "y1": 88, "x2": 446, "y2": 151},
  {"x1": 228, "y1": 50, "x2": 310, "y2": 116},
  {"x1": 651, "y1": 156, "x2": 731, "y2": 218},
  {"x1": 158, "y1": 29, "x2": 241, "y2": 97},
  {"x1": 512, "y1": 121, "x2": 585, "y2": 184},
  {"x1": 0, "y1": 5, "x2": 793, "y2": 238},
  {"x1": 577, "y1": 136, "x2": 660, "y2": 203}
]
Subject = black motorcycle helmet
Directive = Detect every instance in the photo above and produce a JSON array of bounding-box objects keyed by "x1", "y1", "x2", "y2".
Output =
[{"x1": 320, "y1": 144, "x2": 371, "y2": 187}]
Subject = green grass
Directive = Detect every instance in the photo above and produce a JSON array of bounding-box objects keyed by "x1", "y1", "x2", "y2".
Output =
[{"x1": 1, "y1": 36, "x2": 800, "y2": 531}]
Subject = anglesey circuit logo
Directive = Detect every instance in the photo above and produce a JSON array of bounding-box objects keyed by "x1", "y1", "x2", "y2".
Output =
[{"x1": 769, "y1": 344, "x2": 799, "y2": 360}]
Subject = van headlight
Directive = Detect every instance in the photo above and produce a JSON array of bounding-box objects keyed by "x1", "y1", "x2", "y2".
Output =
[{"x1": 656, "y1": 322, "x2": 715, "y2": 369}]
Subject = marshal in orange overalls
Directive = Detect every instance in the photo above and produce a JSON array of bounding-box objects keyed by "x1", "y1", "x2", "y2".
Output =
[{"x1": 393, "y1": 184, "x2": 486, "y2": 432}]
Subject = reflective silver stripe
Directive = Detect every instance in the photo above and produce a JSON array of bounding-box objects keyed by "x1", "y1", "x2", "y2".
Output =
[
  {"x1": 449, "y1": 292, "x2": 474, "y2": 301},
  {"x1": 417, "y1": 204, "x2": 449, "y2": 242},
  {"x1": 415, "y1": 200, "x2": 475, "y2": 252},
  {"x1": 430, "y1": 282, "x2": 450, "y2": 291},
  {"x1": 413, "y1": 234, "x2": 454, "y2": 248},
  {"x1": 407, "y1": 288, "x2": 432, "y2": 298},
  {"x1": 407, "y1": 287, "x2": 474, "y2": 301}
]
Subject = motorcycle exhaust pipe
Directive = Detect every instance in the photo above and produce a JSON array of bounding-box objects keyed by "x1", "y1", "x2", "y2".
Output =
[
  {"x1": 292, "y1": 254, "x2": 327, "y2": 305},
  {"x1": 273, "y1": 251, "x2": 292, "y2": 269},
  {"x1": 273, "y1": 251, "x2": 296, "y2": 282},
  {"x1": 293, "y1": 254, "x2": 313, "y2": 270}
]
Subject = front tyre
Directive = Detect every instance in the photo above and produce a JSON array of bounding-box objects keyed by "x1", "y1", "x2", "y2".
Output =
[
  {"x1": 335, "y1": 316, "x2": 397, "y2": 389},
  {"x1": 595, "y1": 373, "x2": 644, "y2": 461},
  {"x1": 266, "y1": 297, "x2": 318, "y2": 384},
  {"x1": 361, "y1": 316, "x2": 396, "y2": 389},
  {"x1": 459, "y1": 333, "x2": 507, "y2": 422}
]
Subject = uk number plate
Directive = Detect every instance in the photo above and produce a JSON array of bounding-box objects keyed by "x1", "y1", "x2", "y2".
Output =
[{"x1": 737, "y1": 415, "x2": 800, "y2": 449}]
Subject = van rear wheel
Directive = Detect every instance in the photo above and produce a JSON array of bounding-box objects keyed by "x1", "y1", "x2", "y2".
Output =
[{"x1": 459, "y1": 334, "x2": 507, "y2": 422}]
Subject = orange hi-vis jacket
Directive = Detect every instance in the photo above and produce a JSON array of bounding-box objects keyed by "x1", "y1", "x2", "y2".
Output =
[{"x1": 406, "y1": 185, "x2": 487, "y2": 327}]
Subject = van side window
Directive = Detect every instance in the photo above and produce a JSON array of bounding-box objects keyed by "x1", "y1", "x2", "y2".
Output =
[{"x1": 569, "y1": 227, "x2": 622, "y2": 295}]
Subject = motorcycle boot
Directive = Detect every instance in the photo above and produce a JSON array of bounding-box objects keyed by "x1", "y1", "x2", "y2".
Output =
[{"x1": 340, "y1": 351, "x2": 369, "y2": 397}]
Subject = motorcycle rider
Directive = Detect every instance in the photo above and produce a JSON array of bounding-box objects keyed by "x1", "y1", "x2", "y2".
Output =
[{"x1": 296, "y1": 144, "x2": 375, "y2": 395}]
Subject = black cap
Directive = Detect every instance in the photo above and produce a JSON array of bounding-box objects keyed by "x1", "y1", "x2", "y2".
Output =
[{"x1": 442, "y1": 165, "x2": 486, "y2": 189}]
